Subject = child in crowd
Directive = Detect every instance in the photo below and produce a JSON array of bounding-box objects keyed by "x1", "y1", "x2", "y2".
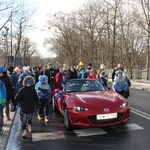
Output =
[
  {"x1": 87, "y1": 68, "x2": 96, "y2": 79},
  {"x1": 11, "y1": 76, "x2": 39, "y2": 138},
  {"x1": 112, "y1": 70, "x2": 129, "y2": 98},
  {"x1": 96, "y1": 64, "x2": 108, "y2": 89},
  {"x1": 14, "y1": 72, "x2": 28, "y2": 122},
  {"x1": 35, "y1": 75, "x2": 51, "y2": 122},
  {"x1": 78, "y1": 67, "x2": 87, "y2": 79}
]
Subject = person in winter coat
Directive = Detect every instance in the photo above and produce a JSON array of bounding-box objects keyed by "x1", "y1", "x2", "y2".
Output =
[
  {"x1": 112, "y1": 62, "x2": 124, "y2": 82},
  {"x1": 0, "y1": 66, "x2": 14, "y2": 121},
  {"x1": 14, "y1": 72, "x2": 28, "y2": 122},
  {"x1": 35, "y1": 75, "x2": 51, "y2": 123},
  {"x1": 31, "y1": 66, "x2": 39, "y2": 85},
  {"x1": 112, "y1": 70, "x2": 129, "y2": 98},
  {"x1": 68, "y1": 66, "x2": 77, "y2": 79},
  {"x1": 14, "y1": 73, "x2": 28, "y2": 95},
  {"x1": 96, "y1": 64, "x2": 108, "y2": 89},
  {"x1": 10, "y1": 67, "x2": 21, "y2": 92},
  {"x1": 87, "y1": 68, "x2": 96, "y2": 79},
  {"x1": 11, "y1": 76, "x2": 39, "y2": 138},
  {"x1": 0, "y1": 80, "x2": 7, "y2": 134},
  {"x1": 78, "y1": 67, "x2": 87, "y2": 79},
  {"x1": 45, "y1": 62, "x2": 56, "y2": 103}
]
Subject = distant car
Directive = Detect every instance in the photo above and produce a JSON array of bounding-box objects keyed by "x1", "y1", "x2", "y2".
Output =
[{"x1": 53, "y1": 79, "x2": 130, "y2": 130}]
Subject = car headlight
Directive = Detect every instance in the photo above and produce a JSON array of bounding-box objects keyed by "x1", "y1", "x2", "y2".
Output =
[
  {"x1": 120, "y1": 102, "x2": 128, "y2": 108},
  {"x1": 72, "y1": 106, "x2": 89, "y2": 112}
]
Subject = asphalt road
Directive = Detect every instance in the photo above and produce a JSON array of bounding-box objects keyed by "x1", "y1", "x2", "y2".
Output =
[{"x1": 5, "y1": 88, "x2": 150, "y2": 150}]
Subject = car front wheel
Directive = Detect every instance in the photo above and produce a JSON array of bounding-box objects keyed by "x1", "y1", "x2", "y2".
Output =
[{"x1": 64, "y1": 107, "x2": 73, "y2": 130}]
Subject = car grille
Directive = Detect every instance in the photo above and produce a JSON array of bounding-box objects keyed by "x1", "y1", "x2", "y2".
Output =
[{"x1": 88, "y1": 113, "x2": 123, "y2": 125}]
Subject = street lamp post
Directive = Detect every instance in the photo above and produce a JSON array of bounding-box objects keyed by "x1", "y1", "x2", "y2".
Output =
[
  {"x1": 10, "y1": 10, "x2": 18, "y2": 66},
  {"x1": 4, "y1": 26, "x2": 9, "y2": 54},
  {"x1": 10, "y1": 11, "x2": 13, "y2": 66}
]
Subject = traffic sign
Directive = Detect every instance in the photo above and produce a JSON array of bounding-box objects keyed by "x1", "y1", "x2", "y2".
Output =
[{"x1": 78, "y1": 61, "x2": 83, "y2": 66}]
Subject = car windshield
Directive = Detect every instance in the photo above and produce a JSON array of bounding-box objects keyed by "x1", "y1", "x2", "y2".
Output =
[{"x1": 64, "y1": 79, "x2": 104, "y2": 93}]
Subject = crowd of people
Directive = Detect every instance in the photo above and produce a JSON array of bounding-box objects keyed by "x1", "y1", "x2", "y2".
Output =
[{"x1": 0, "y1": 61, "x2": 130, "y2": 138}]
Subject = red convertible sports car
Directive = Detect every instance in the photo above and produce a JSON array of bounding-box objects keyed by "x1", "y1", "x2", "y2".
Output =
[{"x1": 53, "y1": 79, "x2": 130, "y2": 130}]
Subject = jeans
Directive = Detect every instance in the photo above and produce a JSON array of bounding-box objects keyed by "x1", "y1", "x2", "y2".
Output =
[
  {"x1": 38, "y1": 98, "x2": 49, "y2": 117},
  {"x1": 0, "y1": 104, "x2": 4, "y2": 128},
  {"x1": 22, "y1": 113, "x2": 32, "y2": 131}
]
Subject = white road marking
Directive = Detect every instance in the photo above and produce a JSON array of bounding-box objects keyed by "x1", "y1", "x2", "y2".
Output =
[
  {"x1": 74, "y1": 128, "x2": 107, "y2": 137},
  {"x1": 131, "y1": 107, "x2": 150, "y2": 120},
  {"x1": 32, "y1": 131, "x2": 65, "y2": 142},
  {"x1": 111, "y1": 123, "x2": 144, "y2": 132}
]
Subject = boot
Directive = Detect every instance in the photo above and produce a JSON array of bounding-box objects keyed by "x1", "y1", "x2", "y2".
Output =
[
  {"x1": 37, "y1": 115, "x2": 42, "y2": 120},
  {"x1": 27, "y1": 124, "x2": 33, "y2": 133},
  {"x1": 6, "y1": 117, "x2": 10, "y2": 121},
  {"x1": 45, "y1": 116, "x2": 49, "y2": 122},
  {"x1": 22, "y1": 130, "x2": 27, "y2": 138}
]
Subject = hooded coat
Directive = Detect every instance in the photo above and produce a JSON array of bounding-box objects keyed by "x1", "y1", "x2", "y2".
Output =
[
  {"x1": 14, "y1": 76, "x2": 39, "y2": 114},
  {"x1": 35, "y1": 75, "x2": 51, "y2": 100}
]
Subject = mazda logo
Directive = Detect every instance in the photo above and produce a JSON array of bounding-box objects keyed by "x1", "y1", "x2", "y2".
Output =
[{"x1": 103, "y1": 108, "x2": 109, "y2": 112}]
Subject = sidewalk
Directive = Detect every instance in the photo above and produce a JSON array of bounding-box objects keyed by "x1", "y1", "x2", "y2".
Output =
[
  {"x1": 0, "y1": 110, "x2": 15, "y2": 150},
  {"x1": 130, "y1": 80, "x2": 150, "y2": 91}
]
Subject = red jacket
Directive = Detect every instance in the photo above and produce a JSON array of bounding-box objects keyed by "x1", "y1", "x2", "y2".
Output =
[
  {"x1": 87, "y1": 74, "x2": 96, "y2": 79},
  {"x1": 53, "y1": 72, "x2": 63, "y2": 90}
]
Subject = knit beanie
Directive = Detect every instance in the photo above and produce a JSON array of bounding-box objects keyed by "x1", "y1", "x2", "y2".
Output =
[
  {"x1": 23, "y1": 76, "x2": 35, "y2": 86},
  {"x1": 39, "y1": 75, "x2": 48, "y2": 83},
  {"x1": 115, "y1": 69, "x2": 123, "y2": 75},
  {"x1": 0, "y1": 66, "x2": 7, "y2": 73}
]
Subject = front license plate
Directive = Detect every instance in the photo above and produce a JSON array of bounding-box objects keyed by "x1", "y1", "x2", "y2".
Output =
[{"x1": 96, "y1": 113, "x2": 117, "y2": 120}]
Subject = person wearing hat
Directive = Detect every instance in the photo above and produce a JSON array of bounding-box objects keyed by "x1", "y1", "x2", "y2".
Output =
[
  {"x1": 14, "y1": 72, "x2": 28, "y2": 122},
  {"x1": 7, "y1": 66, "x2": 14, "y2": 77},
  {"x1": 11, "y1": 76, "x2": 39, "y2": 138},
  {"x1": 112, "y1": 62, "x2": 124, "y2": 82},
  {"x1": 45, "y1": 62, "x2": 56, "y2": 103},
  {"x1": 96, "y1": 64, "x2": 108, "y2": 89},
  {"x1": 35, "y1": 75, "x2": 51, "y2": 122},
  {"x1": 0, "y1": 79, "x2": 7, "y2": 134},
  {"x1": 112, "y1": 70, "x2": 129, "y2": 98},
  {"x1": 0, "y1": 66, "x2": 14, "y2": 121}
]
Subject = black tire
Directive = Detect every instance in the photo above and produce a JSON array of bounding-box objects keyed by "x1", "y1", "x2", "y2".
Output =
[{"x1": 64, "y1": 107, "x2": 73, "y2": 130}]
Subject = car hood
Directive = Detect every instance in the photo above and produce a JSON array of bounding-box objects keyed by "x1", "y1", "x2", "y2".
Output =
[{"x1": 70, "y1": 91, "x2": 127, "y2": 107}]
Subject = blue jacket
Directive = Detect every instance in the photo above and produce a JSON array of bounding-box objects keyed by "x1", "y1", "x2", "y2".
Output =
[
  {"x1": 35, "y1": 75, "x2": 51, "y2": 100},
  {"x1": 113, "y1": 76, "x2": 129, "y2": 92},
  {"x1": 0, "y1": 80, "x2": 7, "y2": 105}
]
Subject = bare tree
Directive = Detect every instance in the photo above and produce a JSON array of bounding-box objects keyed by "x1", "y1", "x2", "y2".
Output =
[{"x1": 134, "y1": 0, "x2": 150, "y2": 80}]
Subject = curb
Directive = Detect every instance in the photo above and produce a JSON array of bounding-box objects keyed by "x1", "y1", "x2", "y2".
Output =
[
  {"x1": 131, "y1": 86, "x2": 150, "y2": 91},
  {"x1": 0, "y1": 108, "x2": 16, "y2": 150}
]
